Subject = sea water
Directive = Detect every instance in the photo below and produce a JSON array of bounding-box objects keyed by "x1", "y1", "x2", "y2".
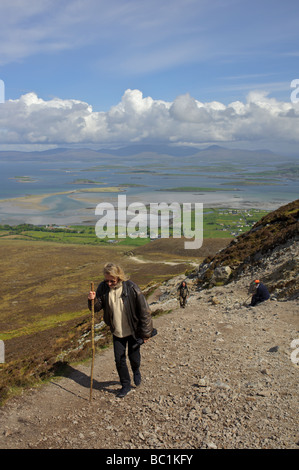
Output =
[{"x1": 0, "y1": 154, "x2": 298, "y2": 225}]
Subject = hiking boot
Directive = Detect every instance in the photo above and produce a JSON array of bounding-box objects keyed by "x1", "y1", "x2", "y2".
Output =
[
  {"x1": 133, "y1": 370, "x2": 142, "y2": 387},
  {"x1": 116, "y1": 386, "x2": 131, "y2": 398}
]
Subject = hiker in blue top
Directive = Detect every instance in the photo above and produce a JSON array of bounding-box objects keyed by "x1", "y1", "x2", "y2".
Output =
[{"x1": 250, "y1": 280, "x2": 270, "y2": 306}]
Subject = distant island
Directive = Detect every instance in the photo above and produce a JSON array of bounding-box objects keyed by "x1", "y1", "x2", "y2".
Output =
[
  {"x1": 157, "y1": 186, "x2": 240, "y2": 192},
  {"x1": 71, "y1": 179, "x2": 104, "y2": 184},
  {"x1": 10, "y1": 176, "x2": 37, "y2": 183},
  {"x1": 71, "y1": 179, "x2": 147, "y2": 188}
]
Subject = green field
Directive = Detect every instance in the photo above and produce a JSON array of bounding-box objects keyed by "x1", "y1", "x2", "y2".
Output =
[
  {"x1": 202, "y1": 208, "x2": 270, "y2": 238},
  {"x1": 0, "y1": 207, "x2": 270, "y2": 244}
]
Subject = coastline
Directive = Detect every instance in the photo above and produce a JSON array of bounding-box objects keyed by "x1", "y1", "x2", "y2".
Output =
[{"x1": 0, "y1": 187, "x2": 296, "y2": 226}]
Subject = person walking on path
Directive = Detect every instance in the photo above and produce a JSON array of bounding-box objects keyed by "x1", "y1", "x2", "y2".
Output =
[
  {"x1": 177, "y1": 280, "x2": 189, "y2": 308},
  {"x1": 250, "y1": 279, "x2": 270, "y2": 306},
  {"x1": 88, "y1": 262, "x2": 153, "y2": 398}
]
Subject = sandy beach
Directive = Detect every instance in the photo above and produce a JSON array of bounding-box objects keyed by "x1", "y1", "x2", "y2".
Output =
[{"x1": 0, "y1": 185, "x2": 295, "y2": 226}]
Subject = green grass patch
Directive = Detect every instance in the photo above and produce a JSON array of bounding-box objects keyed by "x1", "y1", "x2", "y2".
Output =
[{"x1": 0, "y1": 207, "x2": 271, "y2": 244}]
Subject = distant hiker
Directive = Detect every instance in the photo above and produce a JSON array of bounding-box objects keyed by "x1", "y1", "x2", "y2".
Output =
[
  {"x1": 250, "y1": 280, "x2": 270, "y2": 306},
  {"x1": 177, "y1": 280, "x2": 189, "y2": 308},
  {"x1": 88, "y1": 262, "x2": 154, "y2": 398}
]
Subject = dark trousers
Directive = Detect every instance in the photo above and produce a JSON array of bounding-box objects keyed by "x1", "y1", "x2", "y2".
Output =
[
  {"x1": 251, "y1": 294, "x2": 259, "y2": 306},
  {"x1": 113, "y1": 335, "x2": 140, "y2": 388},
  {"x1": 250, "y1": 294, "x2": 265, "y2": 306},
  {"x1": 179, "y1": 296, "x2": 187, "y2": 307}
]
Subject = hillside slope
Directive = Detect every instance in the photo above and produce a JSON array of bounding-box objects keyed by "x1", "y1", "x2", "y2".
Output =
[
  {"x1": 0, "y1": 275, "x2": 298, "y2": 450},
  {"x1": 197, "y1": 199, "x2": 299, "y2": 300},
  {"x1": 0, "y1": 200, "x2": 298, "y2": 450}
]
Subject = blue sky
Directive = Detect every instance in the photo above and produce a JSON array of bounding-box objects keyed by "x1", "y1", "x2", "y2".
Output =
[{"x1": 0, "y1": 0, "x2": 299, "y2": 152}]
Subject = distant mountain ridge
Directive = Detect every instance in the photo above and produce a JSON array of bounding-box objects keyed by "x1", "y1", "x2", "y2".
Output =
[{"x1": 0, "y1": 143, "x2": 291, "y2": 162}]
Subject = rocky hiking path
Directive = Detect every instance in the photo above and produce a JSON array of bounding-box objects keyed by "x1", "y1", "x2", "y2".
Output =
[{"x1": 0, "y1": 276, "x2": 298, "y2": 450}]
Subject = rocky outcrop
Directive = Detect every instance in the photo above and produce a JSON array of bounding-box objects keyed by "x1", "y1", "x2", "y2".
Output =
[{"x1": 210, "y1": 266, "x2": 232, "y2": 285}]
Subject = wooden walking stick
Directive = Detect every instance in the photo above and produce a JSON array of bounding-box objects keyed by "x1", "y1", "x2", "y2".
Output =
[{"x1": 89, "y1": 281, "x2": 95, "y2": 402}]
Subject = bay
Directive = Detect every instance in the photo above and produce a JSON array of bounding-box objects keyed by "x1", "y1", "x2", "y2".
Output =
[{"x1": 0, "y1": 148, "x2": 298, "y2": 225}]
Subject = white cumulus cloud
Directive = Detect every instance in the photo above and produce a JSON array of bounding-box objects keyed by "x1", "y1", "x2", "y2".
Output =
[{"x1": 0, "y1": 88, "x2": 299, "y2": 149}]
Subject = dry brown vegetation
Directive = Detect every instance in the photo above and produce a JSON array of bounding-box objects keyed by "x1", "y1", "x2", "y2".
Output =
[
  {"x1": 0, "y1": 237, "x2": 230, "y2": 404},
  {"x1": 133, "y1": 236, "x2": 231, "y2": 259}
]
